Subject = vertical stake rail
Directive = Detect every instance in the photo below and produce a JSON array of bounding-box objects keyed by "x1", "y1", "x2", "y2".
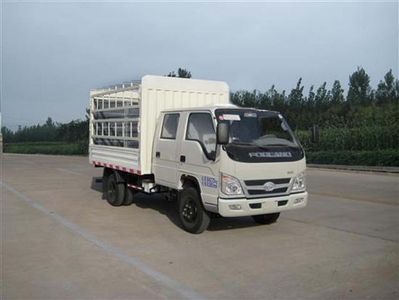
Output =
[
  {"x1": 90, "y1": 82, "x2": 140, "y2": 149},
  {"x1": 130, "y1": 122, "x2": 132, "y2": 138}
]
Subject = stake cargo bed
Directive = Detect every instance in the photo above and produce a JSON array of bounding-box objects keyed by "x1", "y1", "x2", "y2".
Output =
[{"x1": 89, "y1": 75, "x2": 229, "y2": 175}]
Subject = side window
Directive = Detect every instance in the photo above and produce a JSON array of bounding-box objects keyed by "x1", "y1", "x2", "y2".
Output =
[
  {"x1": 186, "y1": 113, "x2": 216, "y2": 158},
  {"x1": 161, "y1": 113, "x2": 179, "y2": 139}
]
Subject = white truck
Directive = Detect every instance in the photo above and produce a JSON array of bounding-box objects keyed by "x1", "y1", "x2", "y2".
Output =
[{"x1": 89, "y1": 75, "x2": 307, "y2": 233}]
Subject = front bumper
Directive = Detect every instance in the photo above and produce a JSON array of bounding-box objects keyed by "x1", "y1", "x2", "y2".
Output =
[{"x1": 218, "y1": 191, "x2": 308, "y2": 217}]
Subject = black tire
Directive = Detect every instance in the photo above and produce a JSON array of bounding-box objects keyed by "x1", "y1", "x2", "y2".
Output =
[
  {"x1": 105, "y1": 173, "x2": 125, "y2": 206},
  {"x1": 252, "y1": 213, "x2": 280, "y2": 225},
  {"x1": 124, "y1": 186, "x2": 137, "y2": 206},
  {"x1": 178, "y1": 186, "x2": 210, "y2": 234},
  {"x1": 102, "y1": 170, "x2": 112, "y2": 199}
]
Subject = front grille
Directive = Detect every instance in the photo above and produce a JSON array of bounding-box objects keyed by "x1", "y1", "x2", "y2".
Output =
[
  {"x1": 243, "y1": 178, "x2": 291, "y2": 198},
  {"x1": 247, "y1": 187, "x2": 288, "y2": 195},
  {"x1": 244, "y1": 178, "x2": 290, "y2": 186}
]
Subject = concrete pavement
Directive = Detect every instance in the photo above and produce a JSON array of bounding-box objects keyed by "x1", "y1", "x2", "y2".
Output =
[{"x1": 1, "y1": 154, "x2": 398, "y2": 299}]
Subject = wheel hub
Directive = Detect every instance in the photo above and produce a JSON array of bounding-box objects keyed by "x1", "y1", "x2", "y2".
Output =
[{"x1": 182, "y1": 199, "x2": 197, "y2": 223}]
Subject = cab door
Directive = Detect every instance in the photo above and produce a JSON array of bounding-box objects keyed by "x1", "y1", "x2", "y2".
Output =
[
  {"x1": 152, "y1": 112, "x2": 182, "y2": 188},
  {"x1": 178, "y1": 112, "x2": 219, "y2": 208}
]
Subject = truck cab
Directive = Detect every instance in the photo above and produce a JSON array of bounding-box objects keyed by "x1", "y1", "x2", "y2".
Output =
[{"x1": 153, "y1": 105, "x2": 308, "y2": 233}]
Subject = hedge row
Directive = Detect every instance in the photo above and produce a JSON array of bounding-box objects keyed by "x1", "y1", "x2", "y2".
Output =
[
  {"x1": 306, "y1": 150, "x2": 399, "y2": 166},
  {"x1": 4, "y1": 142, "x2": 399, "y2": 167},
  {"x1": 296, "y1": 126, "x2": 398, "y2": 151},
  {"x1": 3, "y1": 142, "x2": 87, "y2": 155}
]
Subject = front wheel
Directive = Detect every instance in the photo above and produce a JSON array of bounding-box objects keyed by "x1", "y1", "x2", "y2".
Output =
[
  {"x1": 178, "y1": 186, "x2": 210, "y2": 234},
  {"x1": 252, "y1": 213, "x2": 280, "y2": 224},
  {"x1": 105, "y1": 173, "x2": 125, "y2": 206}
]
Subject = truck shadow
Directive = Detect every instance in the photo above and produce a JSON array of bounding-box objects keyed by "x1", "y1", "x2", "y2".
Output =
[
  {"x1": 91, "y1": 177, "x2": 103, "y2": 192},
  {"x1": 91, "y1": 177, "x2": 260, "y2": 231},
  {"x1": 207, "y1": 217, "x2": 259, "y2": 231}
]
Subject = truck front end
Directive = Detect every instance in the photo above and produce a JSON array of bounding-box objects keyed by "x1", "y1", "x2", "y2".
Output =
[{"x1": 215, "y1": 108, "x2": 308, "y2": 217}]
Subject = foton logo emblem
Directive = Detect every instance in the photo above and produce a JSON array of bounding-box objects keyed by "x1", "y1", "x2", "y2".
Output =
[
  {"x1": 249, "y1": 152, "x2": 292, "y2": 158},
  {"x1": 264, "y1": 182, "x2": 276, "y2": 192}
]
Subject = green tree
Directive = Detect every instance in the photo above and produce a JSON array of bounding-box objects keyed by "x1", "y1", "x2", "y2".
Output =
[
  {"x1": 307, "y1": 85, "x2": 315, "y2": 106},
  {"x1": 1, "y1": 126, "x2": 14, "y2": 142},
  {"x1": 45, "y1": 117, "x2": 54, "y2": 127},
  {"x1": 288, "y1": 78, "x2": 304, "y2": 109},
  {"x1": 330, "y1": 80, "x2": 345, "y2": 104},
  {"x1": 178, "y1": 68, "x2": 191, "y2": 78},
  {"x1": 347, "y1": 67, "x2": 373, "y2": 105},
  {"x1": 375, "y1": 69, "x2": 398, "y2": 104},
  {"x1": 285, "y1": 78, "x2": 305, "y2": 128},
  {"x1": 314, "y1": 82, "x2": 331, "y2": 113},
  {"x1": 231, "y1": 90, "x2": 257, "y2": 107},
  {"x1": 265, "y1": 85, "x2": 286, "y2": 111},
  {"x1": 167, "y1": 68, "x2": 192, "y2": 78}
]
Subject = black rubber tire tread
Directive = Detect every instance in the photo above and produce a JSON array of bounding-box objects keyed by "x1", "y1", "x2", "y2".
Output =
[
  {"x1": 179, "y1": 186, "x2": 210, "y2": 234},
  {"x1": 124, "y1": 187, "x2": 136, "y2": 206},
  {"x1": 106, "y1": 174, "x2": 125, "y2": 207},
  {"x1": 102, "y1": 169, "x2": 112, "y2": 200},
  {"x1": 252, "y1": 213, "x2": 280, "y2": 224}
]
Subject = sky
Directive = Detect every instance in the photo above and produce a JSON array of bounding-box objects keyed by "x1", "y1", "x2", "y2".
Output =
[{"x1": 1, "y1": 1, "x2": 398, "y2": 130}]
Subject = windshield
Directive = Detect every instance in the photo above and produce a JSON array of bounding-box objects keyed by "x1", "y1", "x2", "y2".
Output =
[
  {"x1": 215, "y1": 108, "x2": 303, "y2": 163},
  {"x1": 216, "y1": 109, "x2": 299, "y2": 148}
]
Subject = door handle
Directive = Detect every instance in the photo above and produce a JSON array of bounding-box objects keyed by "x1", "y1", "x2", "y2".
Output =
[
  {"x1": 180, "y1": 155, "x2": 186, "y2": 163},
  {"x1": 156, "y1": 151, "x2": 160, "y2": 158}
]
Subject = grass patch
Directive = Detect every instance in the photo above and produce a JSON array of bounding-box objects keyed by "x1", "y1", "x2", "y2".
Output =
[
  {"x1": 306, "y1": 150, "x2": 399, "y2": 166},
  {"x1": 3, "y1": 142, "x2": 88, "y2": 155}
]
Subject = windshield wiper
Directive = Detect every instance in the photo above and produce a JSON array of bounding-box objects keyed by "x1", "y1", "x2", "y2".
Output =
[
  {"x1": 231, "y1": 141, "x2": 253, "y2": 146},
  {"x1": 254, "y1": 143, "x2": 299, "y2": 150}
]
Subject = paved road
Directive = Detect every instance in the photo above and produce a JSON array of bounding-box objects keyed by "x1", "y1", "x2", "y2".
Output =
[{"x1": 1, "y1": 154, "x2": 398, "y2": 299}]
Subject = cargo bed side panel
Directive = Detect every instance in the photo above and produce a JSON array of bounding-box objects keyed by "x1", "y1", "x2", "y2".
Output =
[{"x1": 89, "y1": 145, "x2": 140, "y2": 174}]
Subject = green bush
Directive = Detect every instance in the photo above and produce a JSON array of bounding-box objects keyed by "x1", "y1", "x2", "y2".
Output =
[
  {"x1": 296, "y1": 126, "x2": 398, "y2": 152},
  {"x1": 3, "y1": 142, "x2": 87, "y2": 155},
  {"x1": 306, "y1": 150, "x2": 399, "y2": 166}
]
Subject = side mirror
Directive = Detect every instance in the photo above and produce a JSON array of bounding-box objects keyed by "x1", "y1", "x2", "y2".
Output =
[{"x1": 217, "y1": 122, "x2": 230, "y2": 145}]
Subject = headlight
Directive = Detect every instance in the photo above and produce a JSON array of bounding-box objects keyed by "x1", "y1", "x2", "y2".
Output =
[
  {"x1": 291, "y1": 172, "x2": 306, "y2": 191},
  {"x1": 221, "y1": 173, "x2": 243, "y2": 195}
]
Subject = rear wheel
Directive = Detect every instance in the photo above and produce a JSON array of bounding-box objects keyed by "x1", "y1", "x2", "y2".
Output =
[
  {"x1": 105, "y1": 173, "x2": 125, "y2": 206},
  {"x1": 178, "y1": 186, "x2": 210, "y2": 234},
  {"x1": 252, "y1": 213, "x2": 280, "y2": 224},
  {"x1": 124, "y1": 186, "x2": 137, "y2": 205}
]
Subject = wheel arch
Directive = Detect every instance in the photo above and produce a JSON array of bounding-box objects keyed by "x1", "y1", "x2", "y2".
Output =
[
  {"x1": 102, "y1": 167, "x2": 113, "y2": 179},
  {"x1": 179, "y1": 174, "x2": 201, "y2": 194},
  {"x1": 103, "y1": 167, "x2": 125, "y2": 183}
]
